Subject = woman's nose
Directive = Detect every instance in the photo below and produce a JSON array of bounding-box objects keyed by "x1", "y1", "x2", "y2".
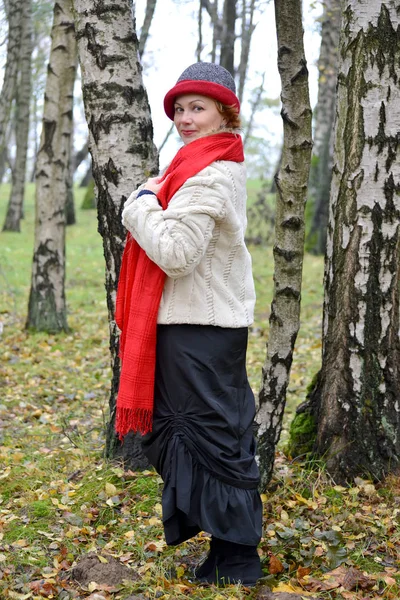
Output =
[{"x1": 180, "y1": 111, "x2": 192, "y2": 123}]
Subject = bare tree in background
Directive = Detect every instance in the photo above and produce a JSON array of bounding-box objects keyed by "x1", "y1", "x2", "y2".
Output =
[
  {"x1": 3, "y1": 0, "x2": 33, "y2": 232},
  {"x1": 26, "y1": 0, "x2": 77, "y2": 332},
  {"x1": 220, "y1": 0, "x2": 236, "y2": 74},
  {"x1": 73, "y1": 0, "x2": 159, "y2": 468},
  {"x1": 237, "y1": 0, "x2": 256, "y2": 104},
  {"x1": 138, "y1": 0, "x2": 157, "y2": 58},
  {"x1": 256, "y1": 0, "x2": 312, "y2": 490},
  {"x1": 307, "y1": 0, "x2": 341, "y2": 255},
  {"x1": 0, "y1": 0, "x2": 23, "y2": 156}
]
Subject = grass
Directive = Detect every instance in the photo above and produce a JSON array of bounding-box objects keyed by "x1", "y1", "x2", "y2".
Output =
[{"x1": 0, "y1": 183, "x2": 399, "y2": 599}]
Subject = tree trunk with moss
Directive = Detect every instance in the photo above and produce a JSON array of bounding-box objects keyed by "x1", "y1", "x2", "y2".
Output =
[
  {"x1": 3, "y1": 0, "x2": 33, "y2": 232},
  {"x1": 307, "y1": 0, "x2": 341, "y2": 255},
  {"x1": 291, "y1": 2, "x2": 400, "y2": 484},
  {"x1": 73, "y1": 0, "x2": 158, "y2": 468},
  {"x1": 26, "y1": 0, "x2": 77, "y2": 332},
  {"x1": 255, "y1": 0, "x2": 312, "y2": 490}
]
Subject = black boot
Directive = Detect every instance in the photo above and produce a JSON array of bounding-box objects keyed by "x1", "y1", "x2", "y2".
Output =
[
  {"x1": 194, "y1": 537, "x2": 217, "y2": 579},
  {"x1": 198, "y1": 538, "x2": 263, "y2": 587}
]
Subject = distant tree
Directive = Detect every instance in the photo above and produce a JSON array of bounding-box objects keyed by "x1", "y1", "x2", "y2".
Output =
[
  {"x1": 0, "y1": 0, "x2": 23, "y2": 156},
  {"x1": 3, "y1": 0, "x2": 33, "y2": 232},
  {"x1": 256, "y1": 0, "x2": 312, "y2": 489},
  {"x1": 307, "y1": 0, "x2": 341, "y2": 254},
  {"x1": 220, "y1": 0, "x2": 236, "y2": 74},
  {"x1": 289, "y1": 1, "x2": 400, "y2": 483},
  {"x1": 138, "y1": 0, "x2": 157, "y2": 58},
  {"x1": 26, "y1": 0, "x2": 77, "y2": 332},
  {"x1": 237, "y1": 0, "x2": 257, "y2": 104},
  {"x1": 73, "y1": 0, "x2": 158, "y2": 468},
  {"x1": 199, "y1": 0, "x2": 260, "y2": 93}
]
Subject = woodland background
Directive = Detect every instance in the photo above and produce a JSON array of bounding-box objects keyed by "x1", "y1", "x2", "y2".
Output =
[{"x1": 0, "y1": 0, "x2": 400, "y2": 599}]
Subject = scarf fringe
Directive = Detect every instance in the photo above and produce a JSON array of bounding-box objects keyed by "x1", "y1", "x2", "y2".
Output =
[{"x1": 116, "y1": 407, "x2": 153, "y2": 441}]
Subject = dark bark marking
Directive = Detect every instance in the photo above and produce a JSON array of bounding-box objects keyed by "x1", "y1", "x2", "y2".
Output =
[
  {"x1": 273, "y1": 245, "x2": 299, "y2": 261},
  {"x1": 104, "y1": 157, "x2": 121, "y2": 186},
  {"x1": 277, "y1": 44, "x2": 291, "y2": 59},
  {"x1": 281, "y1": 216, "x2": 302, "y2": 230},
  {"x1": 280, "y1": 108, "x2": 299, "y2": 129},
  {"x1": 42, "y1": 120, "x2": 57, "y2": 158},
  {"x1": 290, "y1": 58, "x2": 309, "y2": 84},
  {"x1": 275, "y1": 286, "x2": 301, "y2": 300},
  {"x1": 371, "y1": 4, "x2": 400, "y2": 84}
]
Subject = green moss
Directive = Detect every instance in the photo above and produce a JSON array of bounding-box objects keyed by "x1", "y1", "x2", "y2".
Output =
[{"x1": 285, "y1": 411, "x2": 317, "y2": 458}]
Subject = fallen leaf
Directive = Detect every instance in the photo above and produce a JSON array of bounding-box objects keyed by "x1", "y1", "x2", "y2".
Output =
[{"x1": 269, "y1": 553, "x2": 285, "y2": 574}]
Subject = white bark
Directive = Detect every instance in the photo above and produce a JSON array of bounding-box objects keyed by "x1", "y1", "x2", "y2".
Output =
[
  {"x1": 73, "y1": 0, "x2": 158, "y2": 465},
  {"x1": 26, "y1": 0, "x2": 77, "y2": 332},
  {"x1": 256, "y1": 0, "x2": 312, "y2": 488},
  {"x1": 300, "y1": 0, "x2": 400, "y2": 483},
  {"x1": 3, "y1": 0, "x2": 33, "y2": 232},
  {"x1": 0, "y1": 0, "x2": 24, "y2": 154}
]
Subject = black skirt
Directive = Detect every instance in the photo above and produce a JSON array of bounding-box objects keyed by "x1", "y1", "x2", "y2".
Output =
[{"x1": 141, "y1": 324, "x2": 263, "y2": 546}]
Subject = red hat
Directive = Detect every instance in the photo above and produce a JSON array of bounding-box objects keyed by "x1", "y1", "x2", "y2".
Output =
[{"x1": 164, "y1": 62, "x2": 240, "y2": 121}]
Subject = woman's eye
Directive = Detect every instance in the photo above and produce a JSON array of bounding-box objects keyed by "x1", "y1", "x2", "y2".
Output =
[
  {"x1": 174, "y1": 107, "x2": 183, "y2": 113},
  {"x1": 193, "y1": 106, "x2": 203, "y2": 111}
]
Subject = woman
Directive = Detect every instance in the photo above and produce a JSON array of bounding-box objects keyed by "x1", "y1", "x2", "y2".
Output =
[{"x1": 115, "y1": 62, "x2": 263, "y2": 587}]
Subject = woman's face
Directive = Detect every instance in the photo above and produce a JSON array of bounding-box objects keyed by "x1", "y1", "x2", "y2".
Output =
[{"x1": 173, "y1": 94, "x2": 225, "y2": 144}]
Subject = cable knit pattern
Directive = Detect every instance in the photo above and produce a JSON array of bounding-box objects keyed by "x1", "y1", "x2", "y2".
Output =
[{"x1": 122, "y1": 160, "x2": 255, "y2": 327}]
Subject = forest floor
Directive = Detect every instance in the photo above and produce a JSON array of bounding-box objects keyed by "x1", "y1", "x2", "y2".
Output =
[{"x1": 0, "y1": 185, "x2": 399, "y2": 600}]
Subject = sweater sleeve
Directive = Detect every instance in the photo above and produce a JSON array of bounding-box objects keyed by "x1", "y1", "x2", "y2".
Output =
[{"x1": 121, "y1": 166, "x2": 229, "y2": 279}]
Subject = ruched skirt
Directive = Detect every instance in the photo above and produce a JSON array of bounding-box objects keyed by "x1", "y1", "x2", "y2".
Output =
[{"x1": 141, "y1": 324, "x2": 263, "y2": 546}]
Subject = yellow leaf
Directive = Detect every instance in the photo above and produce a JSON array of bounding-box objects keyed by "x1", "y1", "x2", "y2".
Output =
[
  {"x1": 148, "y1": 516, "x2": 161, "y2": 526},
  {"x1": 260, "y1": 493, "x2": 268, "y2": 503},
  {"x1": 97, "y1": 555, "x2": 108, "y2": 563},
  {"x1": 154, "y1": 502, "x2": 163, "y2": 515},
  {"x1": 88, "y1": 581, "x2": 98, "y2": 592},
  {"x1": 124, "y1": 530, "x2": 136, "y2": 539},
  {"x1": 105, "y1": 482, "x2": 117, "y2": 496},
  {"x1": 176, "y1": 565, "x2": 185, "y2": 578},
  {"x1": 272, "y1": 582, "x2": 315, "y2": 596}
]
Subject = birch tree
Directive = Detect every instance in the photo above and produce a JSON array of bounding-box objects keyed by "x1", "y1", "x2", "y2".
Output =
[
  {"x1": 73, "y1": 0, "x2": 158, "y2": 466},
  {"x1": 0, "y1": 0, "x2": 23, "y2": 155},
  {"x1": 290, "y1": 1, "x2": 400, "y2": 483},
  {"x1": 307, "y1": 0, "x2": 341, "y2": 254},
  {"x1": 3, "y1": 0, "x2": 33, "y2": 232},
  {"x1": 256, "y1": 0, "x2": 312, "y2": 489},
  {"x1": 138, "y1": 0, "x2": 157, "y2": 58},
  {"x1": 26, "y1": 0, "x2": 77, "y2": 332}
]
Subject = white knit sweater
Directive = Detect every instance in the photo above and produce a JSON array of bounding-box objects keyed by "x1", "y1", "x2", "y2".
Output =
[{"x1": 121, "y1": 160, "x2": 256, "y2": 327}]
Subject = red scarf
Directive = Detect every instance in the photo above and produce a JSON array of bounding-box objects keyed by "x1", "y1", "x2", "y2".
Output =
[{"x1": 115, "y1": 133, "x2": 244, "y2": 439}]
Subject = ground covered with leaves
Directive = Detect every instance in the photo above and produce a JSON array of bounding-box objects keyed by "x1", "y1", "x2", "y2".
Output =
[{"x1": 0, "y1": 185, "x2": 399, "y2": 599}]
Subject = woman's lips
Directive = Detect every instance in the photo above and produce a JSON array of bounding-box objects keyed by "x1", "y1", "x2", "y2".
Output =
[{"x1": 181, "y1": 130, "x2": 196, "y2": 136}]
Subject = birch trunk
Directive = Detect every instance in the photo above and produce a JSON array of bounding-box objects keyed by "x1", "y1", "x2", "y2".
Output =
[
  {"x1": 2, "y1": 0, "x2": 33, "y2": 232},
  {"x1": 308, "y1": 0, "x2": 341, "y2": 254},
  {"x1": 0, "y1": 0, "x2": 23, "y2": 155},
  {"x1": 237, "y1": 0, "x2": 256, "y2": 104},
  {"x1": 293, "y1": 1, "x2": 400, "y2": 483},
  {"x1": 256, "y1": 0, "x2": 312, "y2": 490},
  {"x1": 73, "y1": 0, "x2": 158, "y2": 467},
  {"x1": 138, "y1": 0, "x2": 157, "y2": 58},
  {"x1": 26, "y1": 0, "x2": 77, "y2": 332},
  {"x1": 220, "y1": 0, "x2": 236, "y2": 75}
]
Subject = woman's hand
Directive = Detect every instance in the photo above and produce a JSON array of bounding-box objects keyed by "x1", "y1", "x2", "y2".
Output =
[{"x1": 143, "y1": 176, "x2": 168, "y2": 196}]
